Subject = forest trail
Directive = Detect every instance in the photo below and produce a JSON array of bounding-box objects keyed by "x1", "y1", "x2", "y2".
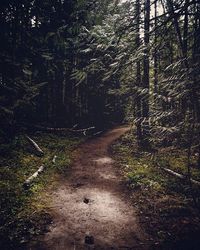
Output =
[{"x1": 31, "y1": 126, "x2": 149, "y2": 250}]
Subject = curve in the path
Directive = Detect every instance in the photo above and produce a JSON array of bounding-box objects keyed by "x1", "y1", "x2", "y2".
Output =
[{"x1": 31, "y1": 126, "x2": 149, "y2": 250}]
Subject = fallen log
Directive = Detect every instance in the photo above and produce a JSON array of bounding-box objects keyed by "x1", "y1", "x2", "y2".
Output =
[
  {"x1": 23, "y1": 165, "x2": 44, "y2": 189},
  {"x1": 45, "y1": 126, "x2": 95, "y2": 136},
  {"x1": 26, "y1": 135, "x2": 44, "y2": 156},
  {"x1": 45, "y1": 126, "x2": 95, "y2": 133},
  {"x1": 21, "y1": 122, "x2": 95, "y2": 135},
  {"x1": 71, "y1": 126, "x2": 95, "y2": 134},
  {"x1": 162, "y1": 167, "x2": 200, "y2": 187},
  {"x1": 30, "y1": 125, "x2": 95, "y2": 135}
]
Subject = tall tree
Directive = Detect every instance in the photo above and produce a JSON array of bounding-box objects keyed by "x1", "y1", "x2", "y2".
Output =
[
  {"x1": 135, "y1": 0, "x2": 142, "y2": 143},
  {"x1": 142, "y1": 0, "x2": 151, "y2": 146}
]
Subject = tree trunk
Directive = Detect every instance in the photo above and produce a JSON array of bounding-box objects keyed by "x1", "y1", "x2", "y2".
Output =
[
  {"x1": 154, "y1": 0, "x2": 158, "y2": 94},
  {"x1": 142, "y1": 0, "x2": 150, "y2": 147},
  {"x1": 183, "y1": 0, "x2": 189, "y2": 58},
  {"x1": 135, "y1": 0, "x2": 142, "y2": 143}
]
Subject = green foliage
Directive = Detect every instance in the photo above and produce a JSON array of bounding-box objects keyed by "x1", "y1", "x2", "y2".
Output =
[
  {"x1": 112, "y1": 131, "x2": 200, "y2": 196},
  {"x1": 112, "y1": 131, "x2": 200, "y2": 247},
  {"x1": 0, "y1": 0, "x2": 126, "y2": 133}
]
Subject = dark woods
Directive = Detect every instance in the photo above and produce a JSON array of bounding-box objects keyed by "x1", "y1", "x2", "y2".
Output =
[
  {"x1": 0, "y1": 0, "x2": 124, "y2": 142},
  {"x1": 0, "y1": 1, "x2": 200, "y2": 248},
  {"x1": 0, "y1": 0, "x2": 200, "y2": 156}
]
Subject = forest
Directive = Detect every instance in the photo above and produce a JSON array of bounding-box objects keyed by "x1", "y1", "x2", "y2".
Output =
[{"x1": 0, "y1": 0, "x2": 200, "y2": 249}]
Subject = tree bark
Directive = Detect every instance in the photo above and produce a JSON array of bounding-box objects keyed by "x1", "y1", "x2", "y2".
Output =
[
  {"x1": 135, "y1": 0, "x2": 142, "y2": 143},
  {"x1": 154, "y1": 0, "x2": 158, "y2": 94},
  {"x1": 142, "y1": 0, "x2": 151, "y2": 146}
]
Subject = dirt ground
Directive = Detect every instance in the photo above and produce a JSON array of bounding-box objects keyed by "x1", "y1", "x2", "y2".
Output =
[{"x1": 29, "y1": 126, "x2": 150, "y2": 250}]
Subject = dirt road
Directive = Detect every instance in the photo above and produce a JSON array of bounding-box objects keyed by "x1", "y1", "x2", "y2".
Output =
[{"x1": 31, "y1": 126, "x2": 149, "y2": 250}]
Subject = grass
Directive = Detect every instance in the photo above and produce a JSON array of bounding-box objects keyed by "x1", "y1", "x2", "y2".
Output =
[
  {"x1": 0, "y1": 132, "x2": 84, "y2": 249},
  {"x1": 156, "y1": 150, "x2": 200, "y2": 182},
  {"x1": 111, "y1": 131, "x2": 200, "y2": 249}
]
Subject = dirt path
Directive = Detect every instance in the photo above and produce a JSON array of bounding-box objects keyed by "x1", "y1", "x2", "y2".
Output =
[{"x1": 31, "y1": 126, "x2": 149, "y2": 250}]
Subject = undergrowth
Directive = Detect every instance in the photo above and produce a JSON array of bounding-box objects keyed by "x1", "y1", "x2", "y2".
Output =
[
  {"x1": 112, "y1": 131, "x2": 200, "y2": 250},
  {"x1": 0, "y1": 132, "x2": 84, "y2": 249}
]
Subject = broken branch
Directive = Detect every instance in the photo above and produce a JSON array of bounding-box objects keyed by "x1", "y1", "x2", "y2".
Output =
[
  {"x1": 52, "y1": 155, "x2": 57, "y2": 164},
  {"x1": 162, "y1": 167, "x2": 200, "y2": 187},
  {"x1": 45, "y1": 126, "x2": 95, "y2": 133},
  {"x1": 26, "y1": 135, "x2": 44, "y2": 156},
  {"x1": 23, "y1": 165, "x2": 44, "y2": 189}
]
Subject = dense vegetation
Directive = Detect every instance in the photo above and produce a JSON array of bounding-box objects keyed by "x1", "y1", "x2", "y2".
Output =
[
  {"x1": 112, "y1": 131, "x2": 200, "y2": 249},
  {"x1": 0, "y1": 0, "x2": 200, "y2": 249},
  {"x1": 1, "y1": 0, "x2": 200, "y2": 153},
  {"x1": 0, "y1": 0, "x2": 125, "y2": 141}
]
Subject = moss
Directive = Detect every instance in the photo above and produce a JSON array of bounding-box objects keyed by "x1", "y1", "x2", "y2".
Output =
[
  {"x1": 0, "y1": 132, "x2": 84, "y2": 249},
  {"x1": 111, "y1": 131, "x2": 200, "y2": 249},
  {"x1": 157, "y1": 150, "x2": 200, "y2": 181},
  {"x1": 113, "y1": 132, "x2": 200, "y2": 194}
]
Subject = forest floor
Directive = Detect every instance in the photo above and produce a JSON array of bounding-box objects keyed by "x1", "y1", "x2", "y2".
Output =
[
  {"x1": 29, "y1": 126, "x2": 150, "y2": 250},
  {"x1": 111, "y1": 129, "x2": 200, "y2": 250},
  {"x1": 1, "y1": 126, "x2": 200, "y2": 250},
  {"x1": 0, "y1": 132, "x2": 84, "y2": 250}
]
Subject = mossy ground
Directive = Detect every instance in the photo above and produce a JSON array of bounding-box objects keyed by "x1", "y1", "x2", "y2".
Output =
[
  {"x1": 111, "y1": 131, "x2": 200, "y2": 250},
  {"x1": 0, "y1": 132, "x2": 84, "y2": 249}
]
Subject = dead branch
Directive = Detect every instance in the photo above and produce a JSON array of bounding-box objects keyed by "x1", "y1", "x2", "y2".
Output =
[
  {"x1": 26, "y1": 135, "x2": 44, "y2": 156},
  {"x1": 21, "y1": 122, "x2": 95, "y2": 135},
  {"x1": 23, "y1": 165, "x2": 44, "y2": 189},
  {"x1": 47, "y1": 126, "x2": 95, "y2": 132},
  {"x1": 92, "y1": 131, "x2": 103, "y2": 137},
  {"x1": 31, "y1": 125, "x2": 94, "y2": 133},
  {"x1": 162, "y1": 167, "x2": 200, "y2": 187},
  {"x1": 52, "y1": 155, "x2": 57, "y2": 164},
  {"x1": 42, "y1": 126, "x2": 95, "y2": 136}
]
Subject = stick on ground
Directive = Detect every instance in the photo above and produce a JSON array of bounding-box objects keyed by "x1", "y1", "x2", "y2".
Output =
[
  {"x1": 23, "y1": 165, "x2": 45, "y2": 189},
  {"x1": 26, "y1": 135, "x2": 44, "y2": 156},
  {"x1": 163, "y1": 167, "x2": 200, "y2": 187}
]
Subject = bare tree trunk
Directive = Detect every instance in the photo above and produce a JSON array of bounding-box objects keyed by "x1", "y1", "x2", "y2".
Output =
[
  {"x1": 154, "y1": 0, "x2": 158, "y2": 94},
  {"x1": 135, "y1": 0, "x2": 142, "y2": 143},
  {"x1": 166, "y1": 0, "x2": 185, "y2": 58},
  {"x1": 142, "y1": 0, "x2": 151, "y2": 147},
  {"x1": 183, "y1": 0, "x2": 189, "y2": 58}
]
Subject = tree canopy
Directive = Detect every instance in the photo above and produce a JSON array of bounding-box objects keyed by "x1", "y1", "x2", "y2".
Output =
[{"x1": 0, "y1": 0, "x2": 200, "y2": 154}]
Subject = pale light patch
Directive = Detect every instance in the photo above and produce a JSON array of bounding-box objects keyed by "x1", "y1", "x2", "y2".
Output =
[{"x1": 93, "y1": 157, "x2": 114, "y2": 164}]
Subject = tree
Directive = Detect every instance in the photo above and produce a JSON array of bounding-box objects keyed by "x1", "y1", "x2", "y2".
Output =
[
  {"x1": 135, "y1": 0, "x2": 143, "y2": 143},
  {"x1": 142, "y1": 0, "x2": 151, "y2": 146}
]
